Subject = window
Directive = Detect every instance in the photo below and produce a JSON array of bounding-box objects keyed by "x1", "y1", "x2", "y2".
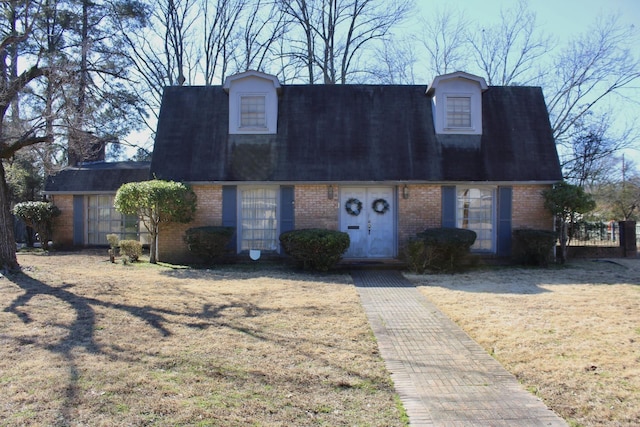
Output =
[
  {"x1": 87, "y1": 195, "x2": 141, "y2": 245},
  {"x1": 240, "y1": 95, "x2": 266, "y2": 128},
  {"x1": 446, "y1": 96, "x2": 471, "y2": 128},
  {"x1": 457, "y1": 187, "x2": 494, "y2": 251},
  {"x1": 240, "y1": 187, "x2": 278, "y2": 251}
]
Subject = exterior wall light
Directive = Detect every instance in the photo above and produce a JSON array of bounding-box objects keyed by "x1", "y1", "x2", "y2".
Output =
[{"x1": 403, "y1": 184, "x2": 409, "y2": 199}]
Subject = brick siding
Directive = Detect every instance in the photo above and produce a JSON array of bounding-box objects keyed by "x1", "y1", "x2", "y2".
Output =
[
  {"x1": 50, "y1": 194, "x2": 74, "y2": 248},
  {"x1": 397, "y1": 184, "x2": 442, "y2": 252},
  {"x1": 512, "y1": 184, "x2": 554, "y2": 230},
  {"x1": 158, "y1": 184, "x2": 223, "y2": 264},
  {"x1": 156, "y1": 183, "x2": 554, "y2": 263},
  {"x1": 294, "y1": 185, "x2": 339, "y2": 230}
]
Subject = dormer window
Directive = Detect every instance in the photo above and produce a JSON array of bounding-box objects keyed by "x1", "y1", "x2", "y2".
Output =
[
  {"x1": 223, "y1": 70, "x2": 281, "y2": 135},
  {"x1": 240, "y1": 95, "x2": 266, "y2": 128},
  {"x1": 427, "y1": 71, "x2": 488, "y2": 136},
  {"x1": 445, "y1": 95, "x2": 472, "y2": 129}
]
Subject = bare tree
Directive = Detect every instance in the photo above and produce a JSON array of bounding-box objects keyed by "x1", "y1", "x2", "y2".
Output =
[
  {"x1": 560, "y1": 112, "x2": 632, "y2": 187},
  {"x1": 467, "y1": 0, "x2": 550, "y2": 86},
  {"x1": 233, "y1": 0, "x2": 287, "y2": 74},
  {"x1": 117, "y1": 0, "x2": 198, "y2": 135},
  {"x1": 200, "y1": 0, "x2": 244, "y2": 85},
  {"x1": 279, "y1": 0, "x2": 414, "y2": 84},
  {"x1": 418, "y1": 6, "x2": 469, "y2": 76},
  {"x1": 545, "y1": 14, "x2": 640, "y2": 145},
  {"x1": 368, "y1": 37, "x2": 417, "y2": 84},
  {"x1": 592, "y1": 156, "x2": 640, "y2": 221},
  {"x1": 278, "y1": 0, "x2": 316, "y2": 82}
]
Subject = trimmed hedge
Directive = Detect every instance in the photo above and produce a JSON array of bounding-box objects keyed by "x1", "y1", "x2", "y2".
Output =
[
  {"x1": 279, "y1": 228, "x2": 350, "y2": 271},
  {"x1": 184, "y1": 226, "x2": 236, "y2": 263},
  {"x1": 119, "y1": 240, "x2": 143, "y2": 262},
  {"x1": 407, "y1": 228, "x2": 477, "y2": 273},
  {"x1": 512, "y1": 229, "x2": 556, "y2": 266},
  {"x1": 12, "y1": 201, "x2": 61, "y2": 251}
]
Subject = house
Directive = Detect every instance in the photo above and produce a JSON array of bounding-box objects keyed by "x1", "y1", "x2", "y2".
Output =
[{"x1": 46, "y1": 70, "x2": 562, "y2": 263}]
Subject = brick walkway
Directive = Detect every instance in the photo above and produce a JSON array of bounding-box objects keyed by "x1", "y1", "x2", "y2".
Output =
[{"x1": 351, "y1": 270, "x2": 567, "y2": 427}]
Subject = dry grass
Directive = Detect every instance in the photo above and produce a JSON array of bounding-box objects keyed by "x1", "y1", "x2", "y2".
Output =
[
  {"x1": 0, "y1": 251, "x2": 405, "y2": 427},
  {"x1": 406, "y1": 258, "x2": 640, "y2": 427}
]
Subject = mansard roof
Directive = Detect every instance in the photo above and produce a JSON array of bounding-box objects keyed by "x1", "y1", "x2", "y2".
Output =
[{"x1": 150, "y1": 83, "x2": 561, "y2": 183}]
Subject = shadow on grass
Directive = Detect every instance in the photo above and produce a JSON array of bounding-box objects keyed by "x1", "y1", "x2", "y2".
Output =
[
  {"x1": 1, "y1": 266, "x2": 394, "y2": 425},
  {"x1": 1, "y1": 270, "x2": 274, "y2": 423}
]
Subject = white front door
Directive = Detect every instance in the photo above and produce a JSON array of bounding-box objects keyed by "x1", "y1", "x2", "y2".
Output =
[{"x1": 340, "y1": 187, "x2": 395, "y2": 258}]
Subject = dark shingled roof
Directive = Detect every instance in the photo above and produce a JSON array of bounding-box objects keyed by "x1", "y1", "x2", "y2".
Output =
[
  {"x1": 45, "y1": 161, "x2": 151, "y2": 193},
  {"x1": 150, "y1": 84, "x2": 561, "y2": 183}
]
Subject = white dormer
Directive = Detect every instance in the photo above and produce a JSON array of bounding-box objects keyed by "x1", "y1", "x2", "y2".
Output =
[
  {"x1": 426, "y1": 71, "x2": 488, "y2": 135},
  {"x1": 223, "y1": 70, "x2": 281, "y2": 135}
]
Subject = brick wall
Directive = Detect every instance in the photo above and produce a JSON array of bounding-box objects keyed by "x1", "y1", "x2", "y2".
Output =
[
  {"x1": 397, "y1": 184, "x2": 442, "y2": 251},
  {"x1": 156, "y1": 183, "x2": 554, "y2": 263},
  {"x1": 158, "y1": 184, "x2": 223, "y2": 263},
  {"x1": 50, "y1": 194, "x2": 75, "y2": 248},
  {"x1": 294, "y1": 184, "x2": 340, "y2": 230},
  {"x1": 512, "y1": 184, "x2": 554, "y2": 230}
]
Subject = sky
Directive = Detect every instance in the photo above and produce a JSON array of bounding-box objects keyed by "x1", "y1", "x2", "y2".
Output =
[
  {"x1": 412, "y1": 0, "x2": 640, "y2": 166},
  {"x1": 418, "y1": 0, "x2": 640, "y2": 33}
]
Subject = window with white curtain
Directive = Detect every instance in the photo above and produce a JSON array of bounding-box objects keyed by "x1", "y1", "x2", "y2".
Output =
[
  {"x1": 240, "y1": 187, "x2": 278, "y2": 251},
  {"x1": 456, "y1": 187, "x2": 494, "y2": 251}
]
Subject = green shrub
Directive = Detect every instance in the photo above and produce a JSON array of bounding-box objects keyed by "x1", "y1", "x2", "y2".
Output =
[
  {"x1": 512, "y1": 229, "x2": 556, "y2": 266},
  {"x1": 408, "y1": 228, "x2": 477, "y2": 273},
  {"x1": 106, "y1": 234, "x2": 119, "y2": 250},
  {"x1": 12, "y1": 201, "x2": 61, "y2": 251},
  {"x1": 119, "y1": 240, "x2": 143, "y2": 262},
  {"x1": 279, "y1": 228, "x2": 350, "y2": 271},
  {"x1": 184, "y1": 226, "x2": 235, "y2": 263},
  {"x1": 404, "y1": 238, "x2": 430, "y2": 274}
]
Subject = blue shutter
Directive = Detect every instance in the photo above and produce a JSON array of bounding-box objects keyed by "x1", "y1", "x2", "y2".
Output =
[
  {"x1": 280, "y1": 186, "x2": 295, "y2": 234},
  {"x1": 73, "y1": 195, "x2": 84, "y2": 245},
  {"x1": 222, "y1": 186, "x2": 237, "y2": 250},
  {"x1": 496, "y1": 186, "x2": 512, "y2": 257},
  {"x1": 441, "y1": 186, "x2": 456, "y2": 228}
]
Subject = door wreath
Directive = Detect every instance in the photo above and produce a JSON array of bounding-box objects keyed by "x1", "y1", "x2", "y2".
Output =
[
  {"x1": 345, "y1": 198, "x2": 363, "y2": 216},
  {"x1": 372, "y1": 198, "x2": 390, "y2": 214}
]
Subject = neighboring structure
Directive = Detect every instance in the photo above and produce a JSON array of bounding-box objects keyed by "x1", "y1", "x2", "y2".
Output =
[
  {"x1": 45, "y1": 161, "x2": 150, "y2": 246},
  {"x1": 46, "y1": 70, "x2": 562, "y2": 263}
]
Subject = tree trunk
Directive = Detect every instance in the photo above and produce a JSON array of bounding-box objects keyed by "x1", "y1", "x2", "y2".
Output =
[
  {"x1": 0, "y1": 161, "x2": 19, "y2": 272},
  {"x1": 559, "y1": 219, "x2": 568, "y2": 264},
  {"x1": 149, "y1": 227, "x2": 158, "y2": 264}
]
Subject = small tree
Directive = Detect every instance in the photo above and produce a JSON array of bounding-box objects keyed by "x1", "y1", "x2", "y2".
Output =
[
  {"x1": 12, "y1": 201, "x2": 61, "y2": 251},
  {"x1": 114, "y1": 180, "x2": 197, "y2": 264},
  {"x1": 542, "y1": 181, "x2": 596, "y2": 263}
]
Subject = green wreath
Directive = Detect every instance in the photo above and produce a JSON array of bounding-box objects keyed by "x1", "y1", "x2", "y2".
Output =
[
  {"x1": 345, "y1": 198, "x2": 363, "y2": 216},
  {"x1": 372, "y1": 198, "x2": 390, "y2": 214}
]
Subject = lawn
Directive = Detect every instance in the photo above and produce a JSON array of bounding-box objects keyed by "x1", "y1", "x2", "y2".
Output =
[
  {"x1": 3, "y1": 251, "x2": 639, "y2": 427},
  {"x1": 406, "y1": 258, "x2": 640, "y2": 427},
  {"x1": 0, "y1": 251, "x2": 405, "y2": 426}
]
